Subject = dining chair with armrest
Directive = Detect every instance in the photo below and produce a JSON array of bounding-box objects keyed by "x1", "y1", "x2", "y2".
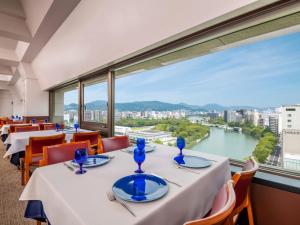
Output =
[
  {"x1": 22, "y1": 134, "x2": 66, "y2": 185},
  {"x1": 228, "y1": 157, "x2": 259, "y2": 225},
  {"x1": 72, "y1": 131, "x2": 103, "y2": 155},
  {"x1": 184, "y1": 180, "x2": 236, "y2": 225},
  {"x1": 102, "y1": 136, "x2": 131, "y2": 153},
  {"x1": 39, "y1": 141, "x2": 91, "y2": 166}
]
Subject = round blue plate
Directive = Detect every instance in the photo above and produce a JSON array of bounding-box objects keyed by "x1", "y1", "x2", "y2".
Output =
[
  {"x1": 71, "y1": 155, "x2": 110, "y2": 168},
  {"x1": 126, "y1": 145, "x2": 156, "y2": 153},
  {"x1": 173, "y1": 155, "x2": 212, "y2": 168},
  {"x1": 112, "y1": 174, "x2": 168, "y2": 202}
]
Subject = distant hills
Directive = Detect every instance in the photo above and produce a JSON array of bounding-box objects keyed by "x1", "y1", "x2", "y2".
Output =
[{"x1": 64, "y1": 100, "x2": 270, "y2": 112}]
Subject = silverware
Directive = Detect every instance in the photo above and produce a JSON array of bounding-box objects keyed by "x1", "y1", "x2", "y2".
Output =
[
  {"x1": 150, "y1": 173, "x2": 182, "y2": 187},
  {"x1": 176, "y1": 165, "x2": 201, "y2": 174},
  {"x1": 106, "y1": 191, "x2": 136, "y2": 217},
  {"x1": 120, "y1": 149, "x2": 131, "y2": 154},
  {"x1": 63, "y1": 162, "x2": 74, "y2": 171}
]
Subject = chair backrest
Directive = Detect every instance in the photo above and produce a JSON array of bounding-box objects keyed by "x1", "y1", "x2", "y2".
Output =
[
  {"x1": 44, "y1": 124, "x2": 56, "y2": 130},
  {"x1": 102, "y1": 136, "x2": 131, "y2": 153},
  {"x1": 9, "y1": 124, "x2": 28, "y2": 133},
  {"x1": 28, "y1": 133, "x2": 66, "y2": 155},
  {"x1": 184, "y1": 180, "x2": 236, "y2": 225},
  {"x1": 40, "y1": 141, "x2": 90, "y2": 166},
  {"x1": 232, "y1": 157, "x2": 259, "y2": 210},
  {"x1": 72, "y1": 131, "x2": 100, "y2": 146},
  {"x1": 15, "y1": 126, "x2": 39, "y2": 132}
]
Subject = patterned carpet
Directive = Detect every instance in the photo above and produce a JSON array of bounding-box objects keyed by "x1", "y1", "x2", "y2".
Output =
[{"x1": 0, "y1": 141, "x2": 34, "y2": 225}]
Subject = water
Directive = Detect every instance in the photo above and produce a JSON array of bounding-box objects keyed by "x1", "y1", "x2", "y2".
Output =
[{"x1": 191, "y1": 127, "x2": 258, "y2": 161}]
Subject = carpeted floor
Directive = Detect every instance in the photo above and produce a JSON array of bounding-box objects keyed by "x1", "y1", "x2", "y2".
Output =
[{"x1": 0, "y1": 140, "x2": 34, "y2": 225}]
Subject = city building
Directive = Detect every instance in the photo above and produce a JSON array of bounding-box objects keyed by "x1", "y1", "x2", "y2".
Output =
[
  {"x1": 281, "y1": 129, "x2": 300, "y2": 171},
  {"x1": 280, "y1": 105, "x2": 300, "y2": 130},
  {"x1": 269, "y1": 114, "x2": 279, "y2": 136}
]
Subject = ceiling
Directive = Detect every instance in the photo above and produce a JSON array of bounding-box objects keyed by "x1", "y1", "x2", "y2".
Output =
[{"x1": 0, "y1": 0, "x2": 80, "y2": 88}]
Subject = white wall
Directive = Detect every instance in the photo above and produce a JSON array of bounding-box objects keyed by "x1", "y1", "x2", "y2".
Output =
[
  {"x1": 31, "y1": 0, "x2": 266, "y2": 90},
  {"x1": 10, "y1": 78, "x2": 25, "y2": 116},
  {"x1": 24, "y1": 78, "x2": 49, "y2": 116},
  {"x1": 0, "y1": 90, "x2": 13, "y2": 116}
]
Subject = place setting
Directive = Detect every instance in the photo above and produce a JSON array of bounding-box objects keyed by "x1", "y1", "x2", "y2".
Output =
[
  {"x1": 108, "y1": 138, "x2": 173, "y2": 216},
  {"x1": 173, "y1": 137, "x2": 214, "y2": 174},
  {"x1": 63, "y1": 148, "x2": 114, "y2": 173}
]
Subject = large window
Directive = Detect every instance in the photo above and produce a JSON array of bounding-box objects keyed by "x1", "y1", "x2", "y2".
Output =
[
  {"x1": 51, "y1": 84, "x2": 79, "y2": 127},
  {"x1": 114, "y1": 30, "x2": 300, "y2": 174},
  {"x1": 82, "y1": 78, "x2": 108, "y2": 124}
]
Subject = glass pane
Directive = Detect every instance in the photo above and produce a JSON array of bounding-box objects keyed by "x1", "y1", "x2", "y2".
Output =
[
  {"x1": 114, "y1": 30, "x2": 300, "y2": 173},
  {"x1": 83, "y1": 79, "x2": 108, "y2": 123},
  {"x1": 52, "y1": 84, "x2": 79, "y2": 127}
]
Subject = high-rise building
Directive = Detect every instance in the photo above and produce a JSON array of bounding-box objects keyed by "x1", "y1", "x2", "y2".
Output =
[
  {"x1": 280, "y1": 105, "x2": 300, "y2": 130},
  {"x1": 247, "y1": 110, "x2": 260, "y2": 126},
  {"x1": 224, "y1": 110, "x2": 237, "y2": 123},
  {"x1": 269, "y1": 115, "x2": 279, "y2": 136}
]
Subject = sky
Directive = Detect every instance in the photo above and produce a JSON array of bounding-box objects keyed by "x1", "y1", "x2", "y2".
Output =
[{"x1": 65, "y1": 31, "x2": 300, "y2": 107}]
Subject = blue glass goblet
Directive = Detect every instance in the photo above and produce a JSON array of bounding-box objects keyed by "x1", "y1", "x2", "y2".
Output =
[
  {"x1": 176, "y1": 136, "x2": 185, "y2": 156},
  {"x1": 74, "y1": 148, "x2": 88, "y2": 174},
  {"x1": 55, "y1": 123, "x2": 60, "y2": 132},
  {"x1": 32, "y1": 118, "x2": 36, "y2": 123},
  {"x1": 136, "y1": 138, "x2": 146, "y2": 150},
  {"x1": 74, "y1": 123, "x2": 79, "y2": 133},
  {"x1": 134, "y1": 148, "x2": 145, "y2": 174},
  {"x1": 11, "y1": 115, "x2": 15, "y2": 119},
  {"x1": 44, "y1": 119, "x2": 48, "y2": 123}
]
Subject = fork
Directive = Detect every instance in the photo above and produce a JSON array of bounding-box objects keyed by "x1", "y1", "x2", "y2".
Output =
[{"x1": 106, "y1": 191, "x2": 136, "y2": 217}]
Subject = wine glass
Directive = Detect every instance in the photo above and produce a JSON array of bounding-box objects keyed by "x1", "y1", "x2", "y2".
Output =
[
  {"x1": 74, "y1": 148, "x2": 88, "y2": 174},
  {"x1": 134, "y1": 138, "x2": 146, "y2": 173},
  {"x1": 32, "y1": 118, "x2": 36, "y2": 124},
  {"x1": 74, "y1": 123, "x2": 79, "y2": 133},
  {"x1": 44, "y1": 119, "x2": 48, "y2": 123},
  {"x1": 176, "y1": 136, "x2": 185, "y2": 156},
  {"x1": 55, "y1": 123, "x2": 60, "y2": 132}
]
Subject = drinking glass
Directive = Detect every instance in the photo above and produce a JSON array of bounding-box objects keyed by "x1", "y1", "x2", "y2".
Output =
[
  {"x1": 32, "y1": 118, "x2": 36, "y2": 123},
  {"x1": 44, "y1": 119, "x2": 48, "y2": 123},
  {"x1": 134, "y1": 138, "x2": 146, "y2": 173},
  {"x1": 74, "y1": 123, "x2": 79, "y2": 133},
  {"x1": 176, "y1": 136, "x2": 185, "y2": 156},
  {"x1": 74, "y1": 148, "x2": 88, "y2": 174},
  {"x1": 55, "y1": 123, "x2": 60, "y2": 132}
]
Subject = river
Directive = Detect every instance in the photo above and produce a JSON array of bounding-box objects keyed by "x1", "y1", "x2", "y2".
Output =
[{"x1": 191, "y1": 127, "x2": 258, "y2": 160}]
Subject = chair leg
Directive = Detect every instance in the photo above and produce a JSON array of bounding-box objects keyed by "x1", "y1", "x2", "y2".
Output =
[
  {"x1": 20, "y1": 159, "x2": 25, "y2": 186},
  {"x1": 246, "y1": 196, "x2": 255, "y2": 225},
  {"x1": 24, "y1": 163, "x2": 30, "y2": 184}
]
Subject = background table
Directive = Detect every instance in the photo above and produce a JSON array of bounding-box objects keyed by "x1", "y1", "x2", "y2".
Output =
[
  {"x1": 3, "y1": 129, "x2": 90, "y2": 158},
  {"x1": 0, "y1": 124, "x2": 34, "y2": 135},
  {"x1": 20, "y1": 145, "x2": 231, "y2": 225}
]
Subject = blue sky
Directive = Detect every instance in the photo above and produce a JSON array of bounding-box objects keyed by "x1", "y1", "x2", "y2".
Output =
[{"x1": 65, "y1": 31, "x2": 300, "y2": 107}]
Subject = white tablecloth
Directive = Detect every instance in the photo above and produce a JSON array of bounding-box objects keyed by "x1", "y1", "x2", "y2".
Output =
[
  {"x1": 20, "y1": 145, "x2": 231, "y2": 225},
  {"x1": 3, "y1": 129, "x2": 90, "y2": 158}
]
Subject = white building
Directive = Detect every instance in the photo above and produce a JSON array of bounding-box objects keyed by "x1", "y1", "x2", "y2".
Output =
[
  {"x1": 282, "y1": 129, "x2": 300, "y2": 171},
  {"x1": 247, "y1": 110, "x2": 260, "y2": 126},
  {"x1": 280, "y1": 105, "x2": 300, "y2": 131}
]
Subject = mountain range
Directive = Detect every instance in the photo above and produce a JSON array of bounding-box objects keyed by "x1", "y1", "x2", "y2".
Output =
[{"x1": 64, "y1": 100, "x2": 271, "y2": 112}]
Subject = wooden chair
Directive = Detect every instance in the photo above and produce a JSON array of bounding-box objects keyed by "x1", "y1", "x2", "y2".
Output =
[
  {"x1": 184, "y1": 180, "x2": 236, "y2": 225},
  {"x1": 72, "y1": 131, "x2": 103, "y2": 155},
  {"x1": 15, "y1": 126, "x2": 40, "y2": 132},
  {"x1": 22, "y1": 134, "x2": 66, "y2": 184},
  {"x1": 39, "y1": 141, "x2": 90, "y2": 166},
  {"x1": 102, "y1": 136, "x2": 131, "y2": 153},
  {"x1": 9, "y1": 124, "x2": 30, "y2": 133},
  {"x1": 228, "y1": 157, "x2": 259, "y2": 225},
  {"x1": 44, "y1": 124, "x2": 56, "y2": 130}
]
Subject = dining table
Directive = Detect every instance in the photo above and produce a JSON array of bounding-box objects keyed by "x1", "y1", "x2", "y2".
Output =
[
  {"x1": 20, "y1": 145, "x2": 231, "y2": 225},
  {"x1": 0, "y1": 123, "x2": 34, "y2": 135},
  {"x1": 3, "y1": 128, "x2": 91, "y2": 159}
]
